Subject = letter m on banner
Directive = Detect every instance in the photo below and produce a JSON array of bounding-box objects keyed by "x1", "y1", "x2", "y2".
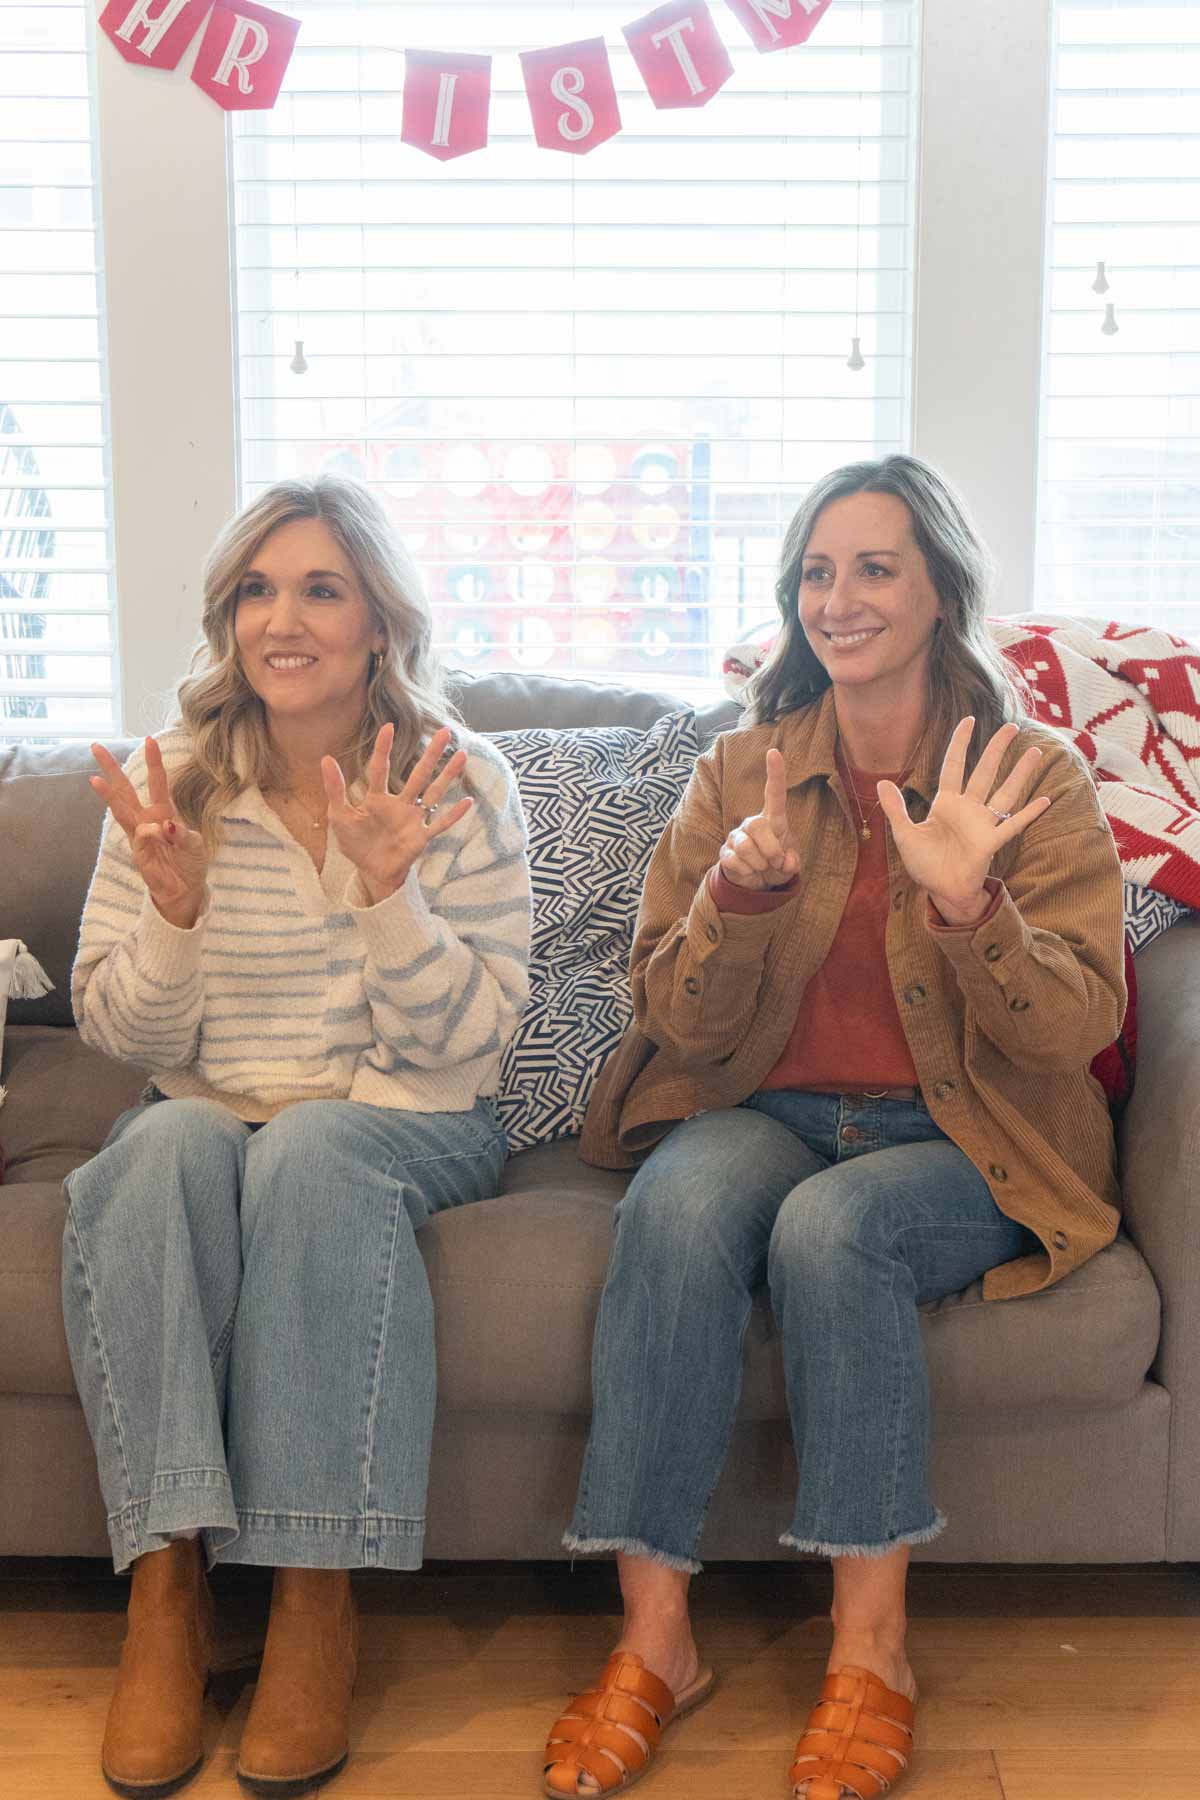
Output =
[
  {"x1": 723, "y1": 0, "x2": 833, "y2": 52},
  {"x1": 402, "y1": 51, "x2": 492, "y2": 161},
  {"x1": 191, "y1": 2, "x2": 301, "y2": 111}
]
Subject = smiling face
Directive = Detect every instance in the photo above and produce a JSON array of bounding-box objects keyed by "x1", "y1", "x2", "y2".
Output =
[
  {"x1": 233, "y1": 516, "x2": 383, "y2": 738},
  {"x1": 798, "y1": 491, "x2": 943, "y2": 700}
]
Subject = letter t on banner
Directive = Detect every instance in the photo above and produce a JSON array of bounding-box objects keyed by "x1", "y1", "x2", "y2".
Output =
[
  {"x1": 98, "y1": 0, "x2": 213, "y2": 70},
  {"x1": 402, "y1": 51, "x2": 492, "y2": 161},
  {"x1": 624, "y1": 3, "x2": 733, "y2": 109},
  {"x1": 723, "y1": 0, "x2": 832, "y2": 52},
  {"x1": 521, "y1": 38, "x2": 621, "y2": 155},
  {"x1": 191, "y1": 1, "x2": 300, "y2": 111}
]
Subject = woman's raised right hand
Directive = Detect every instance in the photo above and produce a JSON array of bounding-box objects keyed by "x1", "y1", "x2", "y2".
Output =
[
  {"x1": 90, "y1": 737, "x2": 208, "y2": 929},
  {"x1": 716, "y1": 747, "x2": 800, "y2": 891}
]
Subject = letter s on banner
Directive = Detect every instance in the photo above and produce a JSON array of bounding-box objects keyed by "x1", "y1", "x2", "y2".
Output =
[
  {"x1": 722, "y1": 0, "x2": 832, "y2": 54},
  {"x1": 99, "y1": 0, "x2": 212, "y2": 70},
  {"x1": 191, "y1": 1, "x2": 300, "y2": 111},
  {"x1": 624, "y1": 2, "x2": 734, "y2": 109},
  {"x1": 521, "y1": 37, "x2": 621, "y2": 155},
  {"x1": 402, "y1": 51, "x2": 492, "y2": 161}
]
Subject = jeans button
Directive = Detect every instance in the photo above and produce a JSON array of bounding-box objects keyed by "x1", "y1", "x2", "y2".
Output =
[{"x1": 840, "y1": 1124, "x2": 862, "y2": 1144}]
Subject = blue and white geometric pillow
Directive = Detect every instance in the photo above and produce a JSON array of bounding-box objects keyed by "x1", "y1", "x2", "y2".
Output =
[
  {"x1": 489, "y1": 709, "x2": 699, "y2": 1153},
  {"x1": 1124, "y1": 881, "x2": 1189, "y2": 952}
]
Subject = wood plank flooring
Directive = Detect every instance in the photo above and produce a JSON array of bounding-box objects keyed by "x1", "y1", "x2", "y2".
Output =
[{"x1": 1, "y1": 1561, "x2": 1197, "y2": 1799}]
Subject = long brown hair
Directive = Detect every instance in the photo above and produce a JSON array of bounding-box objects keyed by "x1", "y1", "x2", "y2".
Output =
[
  {"x1": 169, "y1": 477, "x2": 454, "y2": 847},
  {"x1": 745, "y1": 454, "x2": 1030, "y2": 766}
]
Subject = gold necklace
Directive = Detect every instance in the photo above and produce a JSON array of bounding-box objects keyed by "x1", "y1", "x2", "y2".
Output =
[
  {"x1": 267, "y1": 787, "x2": 326, "y2": 833},
  {"x1": 836, "y1": 727, "x2": 927, "y2": 842}
]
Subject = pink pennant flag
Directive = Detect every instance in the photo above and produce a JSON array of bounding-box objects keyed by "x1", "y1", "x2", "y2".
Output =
[
  {"x1": 402, "y1": 51, "x2": 492, "y2": 161},
  {"x1": 723, "y1": 0, "x2": 833, "y2": 53},
  {"x1": 98, "y1": 0, "x2": 213, "y2": 70},
  {"x1": 520, "y1": 37, "x2": 621, "y2": 156},
  {"x1": 191, "y1": 1, "x2": 300, "y2": 111},
  {"x1": 624, "y1": 2, "x2": 733, "y2": 109}
]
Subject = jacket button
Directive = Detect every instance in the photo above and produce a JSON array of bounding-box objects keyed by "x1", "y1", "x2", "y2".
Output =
[
  {"x1": 904, "y1": 985, "x2": 927, "y2": 1005},
  {"x1": 988, "y1": 1164, "x2": 1008, "y2": 1182},
  {"x1": 1008, "y1": 996, "x2": 1030, "y2": 1012},
  {"x1": 705, "y1": 924, "x2": 719, "y2": 944},
  {"x1": 1052, "y1": 1230, "x2": 1069, "y2": 1251},
  {"x1": 934, "y1": 1080, "x2": 957, "y2": 1100},
  {"x1": 984, "y1": 944, "x2": 1002, "y2": 963},
  {"x1": 683, "y1": 976, "x2": 700, "y2": 996}
]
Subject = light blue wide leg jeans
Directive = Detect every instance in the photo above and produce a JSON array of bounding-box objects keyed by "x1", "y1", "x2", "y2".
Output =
[{"x1": 61, "y1": 1094, "x2": 506, "y2": 1573}]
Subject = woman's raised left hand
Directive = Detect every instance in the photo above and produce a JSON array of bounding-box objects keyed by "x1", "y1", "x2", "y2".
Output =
[
  {"x1": 875, "y1": 718, "x2": 1051, "y2": 925},
  {"x1": 322, "y1": 723, "x2": 472, "y2": 906}
]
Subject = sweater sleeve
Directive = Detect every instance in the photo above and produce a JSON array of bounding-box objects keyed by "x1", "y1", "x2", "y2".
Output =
[
  {"x1": 346, "y1": 739, "x2": 531, "y2": 1073},
  {"x1": 631, "y1": 745, "x2": 797, "y2": 1066},
  {"x1": 71, "y1": 747, "x2": 207, "y2": 1072},
  {"x1": 926, "y1": 749, "x2": 1126, "y2": 1073}
]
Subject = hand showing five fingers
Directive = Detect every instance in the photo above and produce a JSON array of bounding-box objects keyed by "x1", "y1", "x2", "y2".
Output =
[
  {"x1": 323, "y1": 723, "x2": 473, "y2": 906},
  {"x1": 89, "y1": 736, "x2": 209, "y2": 930},
  {"x1": 875, "y1": 717, "x2": 1051, "y2": 922},
  {"x1": 717, "y1": 746, "x2": 800, "y2": 891}
]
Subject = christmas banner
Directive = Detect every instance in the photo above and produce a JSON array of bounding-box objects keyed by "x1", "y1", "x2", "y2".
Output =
[{"x1": 97, "y1": 0, "x2": 833, "y2": 135}]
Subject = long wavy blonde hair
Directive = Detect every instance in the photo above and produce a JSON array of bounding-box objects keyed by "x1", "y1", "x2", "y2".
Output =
[
  {"x1": 745, "y1": 455, "x2": 1031, "y2": 769},
  {"x1": 169, "y1": 476, "x2": 453, "y2": 847}
]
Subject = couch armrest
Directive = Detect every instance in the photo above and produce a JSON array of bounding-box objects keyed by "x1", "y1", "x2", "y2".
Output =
[{"x1": 1117, "y1": 913, "x2": 1200, "y2": 1559}]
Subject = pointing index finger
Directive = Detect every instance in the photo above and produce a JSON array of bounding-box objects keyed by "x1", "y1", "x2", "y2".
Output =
[{"x1": 763, "y1": 748, "x2": 788, "y2": 830}]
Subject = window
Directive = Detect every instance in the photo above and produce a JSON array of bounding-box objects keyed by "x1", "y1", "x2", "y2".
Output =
[
  {"x1": 231, "y1": 0, "x2": 920, "y2": 694},
  {"x1": 1037, "y1": 0, "x2": 1200, "y2": 634},
  {"x1": 0, "y1": 0, "x2": 115, "y2": 742}
]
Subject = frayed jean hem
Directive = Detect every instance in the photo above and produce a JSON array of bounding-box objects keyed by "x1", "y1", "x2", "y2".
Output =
[
  {"x1": 562, "y1": 1531, "x2": 702, "y2": 1576},
  {"x1": 780, "y1": 1509, "x2": 948, "y2": 1561},
  {"x1": 212, "y1": 1508, "x2": 426, "y2": 1572}
]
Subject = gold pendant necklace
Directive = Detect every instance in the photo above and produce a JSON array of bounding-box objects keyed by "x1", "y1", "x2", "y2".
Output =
[{"x1": 837, "y1": 726, "x2": 927, "y2": 842}]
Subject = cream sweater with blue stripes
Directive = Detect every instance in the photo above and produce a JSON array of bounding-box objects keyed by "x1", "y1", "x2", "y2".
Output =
[{"x1": 72, "y1": 727, "x2": 531, "y2": 1120}]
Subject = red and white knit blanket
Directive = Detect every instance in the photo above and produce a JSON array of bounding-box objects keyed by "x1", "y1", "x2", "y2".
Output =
[{"x1": 723, "y1": 615, "x2": 1200, "y2": 911}]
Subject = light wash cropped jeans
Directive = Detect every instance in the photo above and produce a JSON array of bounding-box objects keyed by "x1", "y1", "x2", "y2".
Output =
[
  {"x1": 565, "y1": 1090, "x2": 1036, "y2": 1569},
  {"x1": 62, "y1": 1093, "x2": 506, "y2": 1574}
]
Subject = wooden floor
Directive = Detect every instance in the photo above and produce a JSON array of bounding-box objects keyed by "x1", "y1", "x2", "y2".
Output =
[{"x1": 1, "y1": 1559, "x2": 1198, "y2": 1798}]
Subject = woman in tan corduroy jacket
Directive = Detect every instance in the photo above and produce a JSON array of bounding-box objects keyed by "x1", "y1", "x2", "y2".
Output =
[{"x1": 541, "y1": 456, "x2": 1125, "y2": 1800}]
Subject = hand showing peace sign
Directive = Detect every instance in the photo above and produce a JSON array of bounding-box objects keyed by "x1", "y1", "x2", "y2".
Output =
[
  {"x1": 876, "y1": 717, "x2": 1052, "y2": 923},
  {"x1": 323, "y1": 723, "x2": 473, "y2": 907},
  {"x1": 89, "y1": 737, "x2": 209, "y2": 930},
  {"x1": 717, "y1": 746, "x2": 800, "y2": 891}
]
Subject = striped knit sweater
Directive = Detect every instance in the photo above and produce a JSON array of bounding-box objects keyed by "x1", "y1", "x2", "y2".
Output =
[{"x1": 72, "y1": 726, "x2": 531, "y2": 1120}]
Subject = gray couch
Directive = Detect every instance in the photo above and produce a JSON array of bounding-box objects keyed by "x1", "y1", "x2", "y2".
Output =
[{"x1": 2, "y1": 670, "x2": 1199, "y2": 1565}]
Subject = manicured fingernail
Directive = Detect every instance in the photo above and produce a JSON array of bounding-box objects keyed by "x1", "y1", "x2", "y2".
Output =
[{"x1": 165, "y1": 821, "x2": 176, "y2": 838}]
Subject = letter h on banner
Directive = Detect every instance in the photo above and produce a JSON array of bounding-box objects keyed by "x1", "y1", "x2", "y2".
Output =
[
  {"x1": 520, "y1": 37, "x2": 621, "y2": 155},
  {"x1": 402, "y1": 51, "x2": 492, "y2": 160},
  {"x1": 98, "y1": 0, "x2": 212, "y2": 68},
  {"x1": 624, "y1": 2, "x2": 733, "y2": 108},
  {"x1": 723, "y1": 0, "x2": 832, "y2": 53}
]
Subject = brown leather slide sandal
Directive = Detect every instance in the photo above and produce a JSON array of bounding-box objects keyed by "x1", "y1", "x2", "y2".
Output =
[
  {"x1": 544, "y1": 1650, "x2": 715, "y2": 1797},
  {"x1": 790, "y1": 1665, "x2": 916, "y2": 1800}
]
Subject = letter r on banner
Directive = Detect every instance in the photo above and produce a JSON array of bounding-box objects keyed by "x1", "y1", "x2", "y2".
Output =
[
  {"x1": 98, "y1": 0, "x2": 212, "y2": 70},
  {"x1": 723, "y1": 0, "x2": 832, "y2": 53},
  {"x1": 191, "y1": 1, "x2": 300, "y2": 111},
  {"x1": 624, "y1": 2, "x2": 733, "y2": 109},
  {"x1": 521, "y1": 38, "x2": 621, "y2": 155},
  {"x1": 402, "y1": 51, "x2": 492, "y2": 161}
]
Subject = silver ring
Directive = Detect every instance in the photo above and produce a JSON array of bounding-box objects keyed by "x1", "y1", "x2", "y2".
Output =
[
  {"x1": 419, "y1": 802, "x2": 437, "y2": 828},
  {"x1": 987, "y1": 806, "x2": 1012, "y2": 823}
]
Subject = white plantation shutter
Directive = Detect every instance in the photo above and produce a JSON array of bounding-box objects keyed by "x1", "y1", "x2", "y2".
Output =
[
  {"x1": 231, "y1": 0, "x2": 919, "y2": 694},
  {"x1": 1037, "y1": 0, "x2": 1200, "y2": 635},
  {"x1": 0, "y1": 1, "x2": 116, "y2": 741}
]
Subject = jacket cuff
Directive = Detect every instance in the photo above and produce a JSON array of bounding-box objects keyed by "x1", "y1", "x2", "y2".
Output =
[
  {"x1": 926, "y1": 880, "x2": 1031, "y2": 980},
  {"x1": 925, "y1": 877, "x2": 1005, "y2": 934},
  {"x1": 708, "y1": 867, "x2": 801, "y2": 915}
]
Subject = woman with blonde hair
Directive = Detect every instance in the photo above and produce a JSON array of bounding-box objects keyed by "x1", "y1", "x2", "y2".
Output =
[
  {"x1": 542, "y1": 454, "x2": 1125, "y2": 1799},
  {"x1": 63, "y1": 475, "x2": 531, "y2": 1797}
]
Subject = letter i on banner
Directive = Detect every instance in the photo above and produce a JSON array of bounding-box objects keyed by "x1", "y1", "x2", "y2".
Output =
[
  {"x1": 402, "y1": 51, "x2": 492, "y2": 160},
  {"x1": 191, "y1": 1, "x2": 301, "y2": 111},
  {"x1": 98, "y1": 0, "x2": 213, "y2": 69},
  {"x1": 723, "y1": 0, "x2": 833, "y2": 52},
  {"x1": 521, "y1": 38, "x2": 621, "y2": 155},
  {"x1": 624, "y1": 2, "x2": 733, "y2": 108}
]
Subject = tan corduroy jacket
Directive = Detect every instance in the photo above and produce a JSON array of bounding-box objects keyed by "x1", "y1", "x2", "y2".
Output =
[{"x1": 579, "y1": 690, "x2": 1127, "y2": 1302}]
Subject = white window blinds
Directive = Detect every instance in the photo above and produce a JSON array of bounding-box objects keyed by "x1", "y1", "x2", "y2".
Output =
[
  {"x1": 0, "y1": 1, "x2": 115, "y2": 742},
  {"x1": 231, "y1": 0, "x2": 919, "y2": 694},
  {"x1": 1037, "y1": 0, "x2": 1200, "y2": 635}
]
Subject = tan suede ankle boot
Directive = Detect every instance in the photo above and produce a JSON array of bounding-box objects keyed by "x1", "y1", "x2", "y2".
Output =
[
  {"x1": 101, "y1": 1536, "x2": 215, "y2": 1799},
  {"x1": 236, "y1": 1568, "x2": 359, "y2": 1797}
]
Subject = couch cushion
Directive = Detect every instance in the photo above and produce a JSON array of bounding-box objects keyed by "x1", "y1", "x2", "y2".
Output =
[
  {"x1": 0, "y1": 1026, "x2": 145, "y2": 1185},
  {"x1": 490, "y1": 710, "x2": 701, "y2": 1151}
]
